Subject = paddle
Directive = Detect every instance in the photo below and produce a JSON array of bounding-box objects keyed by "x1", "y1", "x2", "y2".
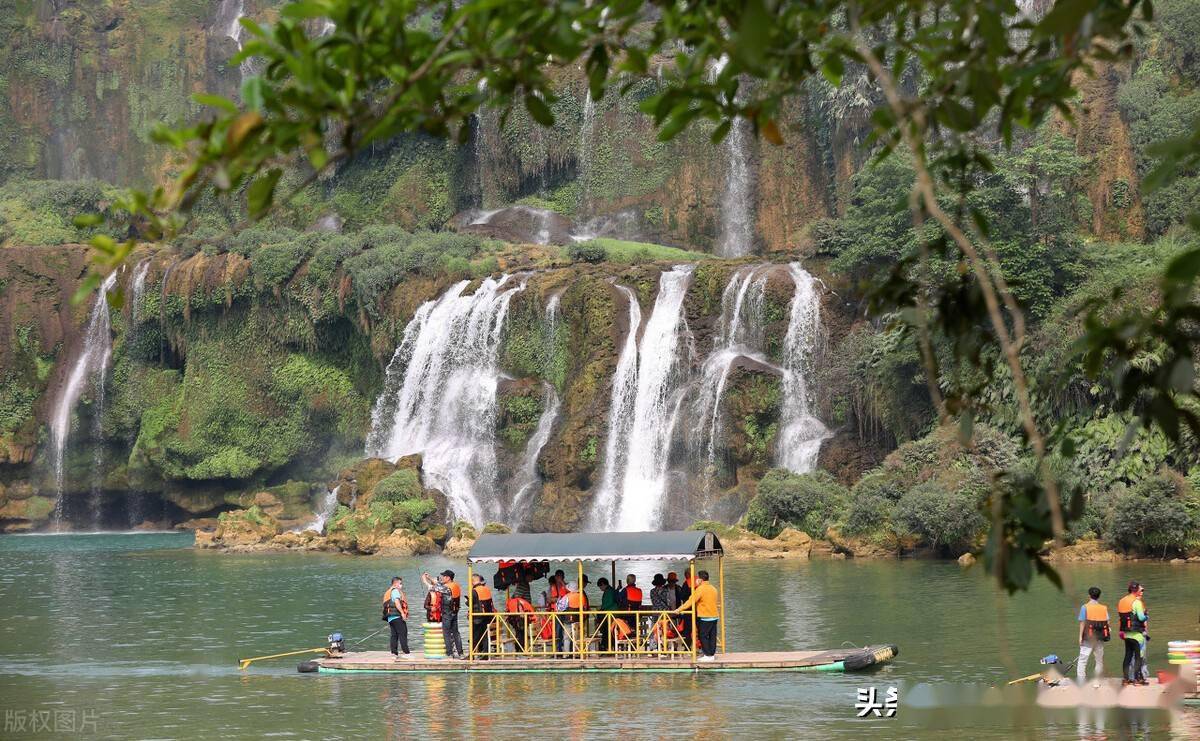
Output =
[{"x1": 238, "y1": 647, "x2": 329, "y2": 670}]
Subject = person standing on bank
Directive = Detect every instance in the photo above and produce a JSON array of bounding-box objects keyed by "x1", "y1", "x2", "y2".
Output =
[
  {"x1": 382, "y1": 576, "x2": 413, "y2": 660},
  {"x1": 470, "y1": 573, "x2": 496, "y2": 659},
  {"x1": 1076, "y1": 586, "x2": 1110, "y2": 684},
  {"x1": 672, "y1": 570, "x2": 720, "y2": 662},
  {"x1": 422, "y1": 570, "x2": 464, "y2": 659},
  {"x1": 1117, "y1": 580, "x2": 1150, "y2": 686}
]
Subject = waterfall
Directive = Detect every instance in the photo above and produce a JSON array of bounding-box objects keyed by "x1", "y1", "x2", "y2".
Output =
[
  {"x1": 590, "y1": 265, "x2": 694, "y2": 530},
  {"x1": 689, "y1": 265, "x2": 773, "y2": 467},
  {"x1": 578, "y1": 88, "x2": 596, "y2": 210},
  {"x1": 130, "y1": 259, "x2": 151, "y2": 324},
  {"x1": 508, "y1": 384, "x2": 560, "y2": 529},
  {"x1": 507, "y1": 294, "x2": 565, "y2": 527},
  {"x1": 474, "y1": 79, "x2": 491, "y2": 207},
  {"x1": 215, "y1": 0, "x2": 254, "y2": 81},
  {"x1": 366, "y1": 275, "x2": 525, "y2": 525},
  {"x1": 49, "y1": 271, "x2": 119, "y2": 522},
  {"x1": 709, "y1": 56, "x2": 756, "y2": 258},
  {"x1": 777, "y1": 263, "x2": 830, "y2": 472},
  {"x1": 301, "y1": 484, "x2": 340, "y2": 533}
]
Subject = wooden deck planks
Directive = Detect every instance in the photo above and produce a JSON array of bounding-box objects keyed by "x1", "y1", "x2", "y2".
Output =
[{"x1": 314, "y1": 647, "x2": 873, "y2": 673}]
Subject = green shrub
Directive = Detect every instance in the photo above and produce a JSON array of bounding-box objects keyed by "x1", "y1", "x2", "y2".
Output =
[
  {"x1": 744, "y1": 469, "x2": 849, "y2": 539},
  {"x1": 844, "y1": 494, "x2": 893, "y2": 536},
  {"x1": 894, "y1": 483, "x2": 986, "y2": 553},
  {"x1": 482, "y1": 522, "x2": 512, "y2": 534},
  {"x1": 392, "y1": 498, "x2": 437, "y2": 531},
  {"x1": 567, "y1": 240, "x2": 607, "y2": 263},
  {"x1": 375, "y1": 470, "x2": 423, "y2": 503},
  {"x1": 1104, "y1": 473, "x2": 1199, "y2": 554}
]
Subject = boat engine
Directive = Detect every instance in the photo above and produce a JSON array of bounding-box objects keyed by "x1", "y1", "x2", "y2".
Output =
[{"x1": 327, "y1": 632, "x2": 346, "y2": 656}]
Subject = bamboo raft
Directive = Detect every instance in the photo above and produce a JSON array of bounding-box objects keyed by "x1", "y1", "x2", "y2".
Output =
[{"x1": 309, "y1": 644, "x2": 899, "y2": 674}]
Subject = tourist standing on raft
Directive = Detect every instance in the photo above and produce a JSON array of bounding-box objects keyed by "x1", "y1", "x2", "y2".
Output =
[
  {"x1": 1076, "y1": 586, "x2": 1110, "y2": 684},
  {"x1": 673, "y1": 570, "x2": 720, "y2": 662},
  {"x1": 382, "y1": 576, "x2": 413, "y2": 660},
  {"x1": 422, "y1": 570, "x2": 464, "y2": 659},
  {"x1": 471, "y1": 573, "x2": 495, "y2": 659},
  {"x1": 1117, "y1": 581, "x2": 1149, "y2": 686}
]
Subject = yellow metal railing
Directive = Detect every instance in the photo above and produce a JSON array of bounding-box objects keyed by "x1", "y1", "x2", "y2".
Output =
[{"x1": 464, "y1": 608, "x2": 696, "y2": 659}]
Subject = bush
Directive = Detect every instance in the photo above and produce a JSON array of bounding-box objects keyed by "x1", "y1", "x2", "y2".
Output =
[
  {"x1": 567, "y1": 240, "x2": 607, "y2": 263},
  {"x1": 894, "y1": 483, "x2": 986, "y2": 553},
  {"x1": 843, "y1": 494, "x2": 893, "y2": 536},
  {"x1": 391, "y1": 498, "x2": 437, "y2": 532},
  {"x1": 744, "y1": 469, "x2": 849, "y2": 539},
  {"x1": 374, "y1": 470, "x2": 423, "y2": 503},
  {"x1": 1104, "y1": 473, "x2": 1199, "y2": 554}
]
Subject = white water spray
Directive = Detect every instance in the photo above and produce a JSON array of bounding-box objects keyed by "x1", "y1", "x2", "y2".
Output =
[
  {"x1": 508, "y1": 383, "x2": 560, "y2": 528},
  {"x1": 777, "y1": 263, "x2": 830, "y2": 472},
  {"x1": 301, "y1": 484, "x2": 341, "y2": 533},
  {"x1": 366, "y1": 276, "x2": 525, "y2": 525},
  {"x1": 709, "y1": 56, "x2": 755, "y2": 257},
  {"x1": 130, "y1": 259, "x2": 151, "y2": 324},
  {"x1": 590, "y1": 266, "x2": 695, "y2": 530},
  {"x1": 49, "y1": 271, "x2": 119, "y2": 522},
  {"x1": 689, "y1": 265, "x2": 774, "y2": 466}
]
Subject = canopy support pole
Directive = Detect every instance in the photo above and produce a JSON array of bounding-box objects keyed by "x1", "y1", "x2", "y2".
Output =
[
  {"x1": 718, "y1": 554, "x2": 726, "y2": 653},
  {"x1": 690, "y1": 561, "x2": 697, "y2": 663},
  {"x1": 467, "y1": 564, "x2": 474, "y2": 661},
  {"x1": 577, "y1": 560, "x2": 584, "y2": 658}
]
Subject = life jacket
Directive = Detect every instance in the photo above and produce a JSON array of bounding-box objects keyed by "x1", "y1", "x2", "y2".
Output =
[
  {"x1": 1081, "y1": 602, "x2": 1110, "y2": 641},
  {"x1": 425, "y1": 590, "x2": 442, "y2": 622},
  {"x1": 381, "y1": 587, "x2": 409, "y2": 621},
  {"x1": 446, "y1": 581, "x2": 462, "y2": 614},
  {"x1": 611, "y1": 617, "x2": 633, "y2": 639},
  {"x1": 624, "y1": 585, "x2": 643, "y2": 606},
  {"x1": 1117, "y1": 594, "x2": 1146, "y2": 633},
  {"x1": 566, "y1": 591, "x2": 585, "y2": 609},
  {"x1": 507, "y1": 596, "x2": 534, "y2": 614},
  {"x1": 473, "y1": 584, "x2": 495, "y2": 614},
  {"x1": 548, "y1": 582, "x2": 568, "y2": 611}
]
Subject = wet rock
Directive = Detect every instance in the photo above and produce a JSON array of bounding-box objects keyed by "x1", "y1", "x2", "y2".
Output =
[
  {"x1": 453, "y1": 206, "x2": 573, "y2": 245},
  {"x1": 1044, "y1": 539, "x2": 1125, "y2": 563},
  {"x1": 958, "y1": 552, "x2": 977, "y2": 567},
  {"x1": 373, "y1": 529, "x2": 439, "y2": 556}
]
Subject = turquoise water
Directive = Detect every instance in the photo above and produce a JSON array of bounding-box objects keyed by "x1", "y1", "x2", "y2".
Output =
[{"x1": 2, "y1": 532, "x2": 1199, "y2": 739}]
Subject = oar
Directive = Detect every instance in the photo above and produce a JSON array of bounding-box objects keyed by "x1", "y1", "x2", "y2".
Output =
[
  {"x1": 1006, "y1": 671, "x2": 1045, "y2": 685},
  {"x1": 238, "y1": 647, "x2": 328, "y2": 670}
]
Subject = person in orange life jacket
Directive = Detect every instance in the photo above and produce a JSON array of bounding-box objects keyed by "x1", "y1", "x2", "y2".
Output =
[
  {"x1": 1076, "y1": 586, "x2": 1110, "y2": 683},
  {"x1": 422, "y1": 570, "x2": 464, "y2": 659},
  {"x1": 1117, "y1": 580, "x2": 1149, "y2": 685},
  {"x1": 505, "y1": 591, "x2": 535, "y2": 653},
  {"x1": 470, "y1": 574, "x2": 496, "y2": 659},
  {"x1": 423, "y1": 584, "x2": 442, "y2": 623},
  {"x1": 548, "y1": 570, "x2": 569, "y2": 656},
  {"x1": 556, "y1": 581, "x2": 588, "y2": 654},
  {"x1": 618, "y1": 574, "x2": 645, "y2": 639},
  {"x1": 673, "y1": 570, "x2": 720, "y2": 661},
  {"x1": 382, "y1": 576, "x2": 413, "y2": 660}
]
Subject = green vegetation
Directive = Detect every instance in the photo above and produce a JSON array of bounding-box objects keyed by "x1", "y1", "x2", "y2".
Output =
[
  {"x1": 564, "y1": 238, "x2": 706, "y2": 265},
  {"x1": 745, "y1": 470, "x2": 848, "y2": 540},
  {"x1": 374, "y1": 470, "x2": 424, "y2": 503}
]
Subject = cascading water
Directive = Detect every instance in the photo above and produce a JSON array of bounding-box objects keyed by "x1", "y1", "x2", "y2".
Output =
[
  {"x1": 301, "y1": 484, "x2": 341, "y2": 533},
  {"x1": 49, "y1": 271, "x2": 119, "y2": 523},
  {"x1": 590, "y1": 265, "x2": 695, "y2": 530},
  {"x1": 366, "y1": 276, "x2": 525, "y2": 525},
  {"x1": 689, "y1": 265, "x2": 773, "y2": 467},
  {"x1": 777, "y1": 263, "x2": 830, "y2": 472},
  {"x1": 709, "y1": 56, "x2": 756, "y2": 258},
  {"x1": 130, "y1": 259, "x2": 151, "y2": 324},
  {"x1": 578, "y1": 88, "x2": 596, "y2": 209},
  {"x1": 507, "y1": 294, "x2": 565, "y2": 527},
  {"x1": 215, "y1": 0, "x2": 254, "y2": 82},
  {"x1": 508, "y1": 384, "x2": 560, "y2": 529}
]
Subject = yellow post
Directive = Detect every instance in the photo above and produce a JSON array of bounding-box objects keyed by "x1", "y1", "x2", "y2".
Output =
[
  {"x1": 718, "y1": 554, "x2": 726, "y2": 653},
  {"x1": 689, "y1": 561, "x2": 697, "y2": 662},
  {"x1": 577, "y1": 560, "x2": 584, "y2": 658},
  {"x1": 466, "y1": 564, "x2": 474, "y2": 661}
]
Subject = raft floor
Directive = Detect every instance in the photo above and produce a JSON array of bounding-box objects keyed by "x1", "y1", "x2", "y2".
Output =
[{"x1": 314, "y1": 646, "x2": 891, "y2": 673}]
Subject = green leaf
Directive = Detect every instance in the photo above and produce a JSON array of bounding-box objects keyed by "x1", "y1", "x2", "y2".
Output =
[
  {"x1": 240, "y1": 77, "x2": 266, "y2": 112},
  {"x1": 821, "y1": 54, "x2": 844, "y2": 87},
  {"x1": 1165, "y1": 247, "x2": 1200, "y2": 284},
  {"x1": 1168, "y1": 358, "x2": 1195, "y2": 393},
  {"x1": 72, "y1": 213, "x2": 104, "y2": 228},
  {"x1": 247, "y1": 168, "x2": 283, "y2": 219},
  {"x1": 524, "y1": 93, "x2": 554, "y2": 126},
  {"x1": 191, "y1": 93, "x2": 238, "y2": 114}
]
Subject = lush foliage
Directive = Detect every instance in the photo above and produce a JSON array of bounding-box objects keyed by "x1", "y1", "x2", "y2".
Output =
[{"x1": 744, "y1": 469, "x2": 848, "y2": 539}]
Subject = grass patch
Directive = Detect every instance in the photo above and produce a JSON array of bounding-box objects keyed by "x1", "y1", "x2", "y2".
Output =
[{"x1": 563, "y1": 238, "x2": 706, "y2": 264}]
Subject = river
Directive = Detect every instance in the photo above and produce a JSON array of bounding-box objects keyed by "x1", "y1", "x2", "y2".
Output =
[{"x1": 2, "y1": 533, "x2": 1198, "y2": 739}]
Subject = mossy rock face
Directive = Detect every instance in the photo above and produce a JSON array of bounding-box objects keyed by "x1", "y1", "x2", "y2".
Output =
[
  {"x1": 210, "y1": 506, "x2": 281, "y2": 547},
  {"x1": 496, "y1": 378, "x2": 544, "y2": 451},
  {"x1": 723, "y1": 361, "x2": 783, "y2": 470},
  {"x1": 0, "y1": 494, "x2": 55, "y2": 529}
]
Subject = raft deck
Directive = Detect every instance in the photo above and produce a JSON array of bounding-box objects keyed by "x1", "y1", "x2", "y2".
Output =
[{"x1": 312, "y1": 645, "x2": 898, "y2": 673}]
